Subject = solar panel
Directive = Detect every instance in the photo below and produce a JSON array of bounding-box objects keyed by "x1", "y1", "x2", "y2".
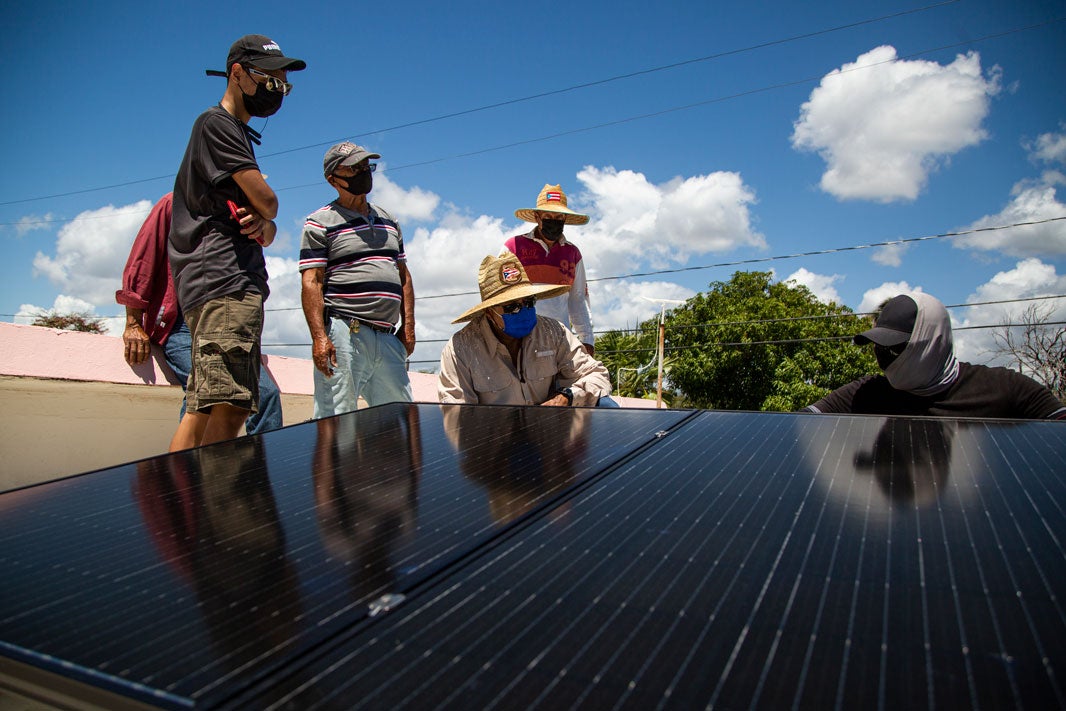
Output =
[
  {"x1": 0, "y1": 404, "x2": 691, "y2": 708},
  {"x1": 2, "y1": 406, "x2": 1064, "y2": 709}
]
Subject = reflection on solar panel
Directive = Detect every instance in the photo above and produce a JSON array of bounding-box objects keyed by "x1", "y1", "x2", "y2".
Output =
[{"x1": 1, "y1": 404, "x2": 1064, "y2": 709}]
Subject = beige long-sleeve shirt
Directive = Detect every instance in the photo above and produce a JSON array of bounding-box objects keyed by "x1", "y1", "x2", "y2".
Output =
[{"x1": 438, "y1": 314, "x2": 611, "y2": 406}]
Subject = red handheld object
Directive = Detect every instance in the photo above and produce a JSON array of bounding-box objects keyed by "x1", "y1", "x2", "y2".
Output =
[{"x1": 227, "y1": 200, "x2": 265, "y2": 245}]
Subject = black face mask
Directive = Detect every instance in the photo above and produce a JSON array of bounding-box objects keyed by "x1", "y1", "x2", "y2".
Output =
[
  {"x1": 540, "y1": 218, "x2": 565, "y2": 240},
  {"x1": 242, "y1": 81, "x2": 284, "y2": 118},
  {"x1": 874, "y1": 344, "x2": 903, "y2": 371},
  {"x1": 335, "y1": 172, "x2": 373, "y2": 195}
]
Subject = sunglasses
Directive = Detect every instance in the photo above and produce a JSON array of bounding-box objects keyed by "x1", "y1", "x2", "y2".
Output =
[
  {"x1": 500, "y1": 296, "x2": 537, "y2": 314},
  {"x1": 336, "y1": 163, "x2": 377, "y2": 175},
  {"x1": 245, "y1": 66, "x2": 293, "y2": 95}
]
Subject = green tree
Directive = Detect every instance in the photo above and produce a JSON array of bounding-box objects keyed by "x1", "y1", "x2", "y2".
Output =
[
  {"x1": 599, "y1": 271, "x2": 878, "y2": 411},
  {"x1": 31, "y1": 311, "x2": 106, "y2": 334}
]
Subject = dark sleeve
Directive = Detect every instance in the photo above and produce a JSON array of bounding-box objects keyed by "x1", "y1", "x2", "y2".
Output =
[
  {"x1": 1005, "y1": 369, "x2": 1066, "y2": 420},
  {"x1": 803, "y1": 376, "x2": 874, "y2": 413},
  {"x1": 197, "y1": 111, "x2": 259, "y2": 187}
]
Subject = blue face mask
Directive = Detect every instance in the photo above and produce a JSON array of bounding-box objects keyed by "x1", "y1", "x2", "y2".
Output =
[{"x1": 501, "y1": 305, "x2": 537, "y2": 338}]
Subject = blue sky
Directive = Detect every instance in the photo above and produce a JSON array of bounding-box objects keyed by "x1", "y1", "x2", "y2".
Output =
[{"x1": 2, "y1": 0, "x2": 1064, "y2": 370}]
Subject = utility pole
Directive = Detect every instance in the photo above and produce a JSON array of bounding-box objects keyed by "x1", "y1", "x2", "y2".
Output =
[{"x1": 641, "y1": 297, "x2": 687, "y2": 408}]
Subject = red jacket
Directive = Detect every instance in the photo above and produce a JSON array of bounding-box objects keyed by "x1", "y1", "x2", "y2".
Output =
[{"x1": 115, "y1": 193, "x2": 178, "y2": 345}]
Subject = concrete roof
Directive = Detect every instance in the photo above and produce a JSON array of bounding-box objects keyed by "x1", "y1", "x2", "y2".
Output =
[{"x1": 0, "y1": 322, "x2": 656, "y2": 489}]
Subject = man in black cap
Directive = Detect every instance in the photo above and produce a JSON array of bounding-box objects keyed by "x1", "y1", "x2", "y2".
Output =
[
  {"x1": 168, "y1": 35, "x2": 305, "y2": 450},
  {"x1": 803, "y1": 292, "x2": 1065, "y2": 419}
]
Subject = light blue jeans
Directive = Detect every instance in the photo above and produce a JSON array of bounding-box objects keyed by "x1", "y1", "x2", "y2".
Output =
[
  {"x1": 313, "y1": 317, "x2": 412, "y2": 418},
  {"x1": 163, "y1": 318, "x2": 283, "y2": 435}
]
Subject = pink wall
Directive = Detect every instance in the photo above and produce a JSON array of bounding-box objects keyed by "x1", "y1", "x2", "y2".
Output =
[
  {"x1": 0, "y1": 322, "x2": 655, "y2": 407},
  {"x1": 1, "y1": 322, "x2": 311, "y2": 397}
]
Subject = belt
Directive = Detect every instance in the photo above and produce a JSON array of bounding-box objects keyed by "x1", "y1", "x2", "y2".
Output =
[{"x1": 331, "y1": 313, "x2": 396, "y2": 335}]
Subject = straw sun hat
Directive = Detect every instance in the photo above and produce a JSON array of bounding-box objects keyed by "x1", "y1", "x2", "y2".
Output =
[
  {"x1": 452, "y1": 255, "x2": 570, "y2": 324},
  {"x1": 514, "y1": 184, "x2": 590, "y2": 226}
]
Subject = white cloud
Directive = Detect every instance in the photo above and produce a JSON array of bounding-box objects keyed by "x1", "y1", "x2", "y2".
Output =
[
  {"x1": 858, "y1": 281, "x2": 924, "y2": 314},
  {"x1": 388, "y1": 166, "x2": 758, "y2": 371},
  {"x1": 401, "y1": 211, "x2": 517, "y2": 370},
  {"x1": 871, "y1": 242, "x2": 908, "y2": 267},
  {"x1": 260, "y1": 256, "x2": 312, "y2": 360},
  {"x1": 1026, "y1": 124, "x2": 1066, "y2": 165},
  {"x1": 851, "y1": 267, "x2": 1065, "y2": 366},
  {"x1": 14, "y1": 304, "x2": 45, "y2": 324},
  {"x1": 372, "y1": 168, "x2": 440, "y2": 223},
  {"x1": 785, "y1": 268, "x2": 843, "y2": 305},
  {"x1": 21, "y1": 166, "x2": 762, "y2": 373},
  {"x1": 32, "y1": 201, "x2": 153, "y2": 305},
  {"x1": 51, "y1": 294, "x2": 99, "y2": 316},
  {"x1": 13, "y1": 213, "x2": 56, "y2": 237},
  {"x1": 953, "y1": 258, "x2": 1066, "y2": 364},
  {"x1": 592, "y1": 280, "x2": 697, "y2": 333},
  {"x1": 574, "y1": 166, "x2": 766, "y2": 275},
  {"x1": 791, "y1": 46, "x2": 1000, "y2": 202},
  {"x1": 954, "y1": 172, "x2": 1066, "y2": 257}
]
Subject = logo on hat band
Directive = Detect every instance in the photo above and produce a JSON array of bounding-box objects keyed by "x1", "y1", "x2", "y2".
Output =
[{"x1": 501, "y1": 265, "x2": 521, "y2": 283}]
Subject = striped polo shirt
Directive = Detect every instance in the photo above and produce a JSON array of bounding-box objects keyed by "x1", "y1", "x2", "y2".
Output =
[{"x1": 299, "y1": 201, "x2": 405, "y2": 328}]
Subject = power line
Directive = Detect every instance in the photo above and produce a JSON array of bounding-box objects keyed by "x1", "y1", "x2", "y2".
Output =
[
  {"x1": 6, "y1": 5, "x2": 1054, "y2": 210},
  {"x1": 595, "y1": 321, "x2": 1066, "y2": 355},
  {"x1": 0, "y1": 175, "x2": 175, "y2": 208},
  {"x1": 259, "y1": 314, "x2": 1065, "y2": 352},
  {"x1": 12, "y1": 292, "x2": 1063, "y2": 335},
  {"x1": 407, "y1": 216, "x2": 1066, "y2": 302},
  {"x1": 0, "y1": 2, "x2": 957, "y2": 207},
  {"x1": 257, "y1": 1, "x2": 963, "y2": 162},
  {"x1": 333, "y1": 294, "x2": 1066, "y2": 347},
  {"x1": 0, "y1": 205, "x2": 156, "y2": 229},
  {"x1": 7, "y1": 222, "x2": 1061, "y2": 324},
  {"x1": 607, "y1": 294, "x2": 1066, "y2": 333},
  {"x1": 268, "y1": 18, "x2": 1066, "y2": 195},
  {"x1": 594, "y1": 218, "x2": 1066, "y2": 284},
  {"x1": 7, "y1": 20, "x2": 1062, "y2": 226},
  {"x1": 259, "y1": 297, "x2": 1066, "y2": 353}
]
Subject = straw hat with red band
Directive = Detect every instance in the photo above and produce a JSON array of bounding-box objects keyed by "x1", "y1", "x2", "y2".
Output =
[
  {"x1": 514, "y1": 184, "x2": 590, "y2": 226},
  {"x1": 452, "y1": 255, "x2": 571, "y2": 324}
]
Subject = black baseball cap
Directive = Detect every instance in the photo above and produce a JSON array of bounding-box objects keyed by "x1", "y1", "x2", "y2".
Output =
[
  {"x1": 226, "y1": 34, "x2": 306, "y2": 72},
  {"x1": 854, "y1": 295, "x2": 917, "y2": 347}
]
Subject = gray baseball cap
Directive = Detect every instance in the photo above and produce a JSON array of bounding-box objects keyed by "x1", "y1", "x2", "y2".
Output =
[{"x1": 323, "y1": 142, "x2": 381, "y2": 177}]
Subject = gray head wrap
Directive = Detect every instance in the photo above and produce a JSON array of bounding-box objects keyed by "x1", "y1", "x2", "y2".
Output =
[{"x1": 882, "y1": 292, "x2": 960, "y2": 396}]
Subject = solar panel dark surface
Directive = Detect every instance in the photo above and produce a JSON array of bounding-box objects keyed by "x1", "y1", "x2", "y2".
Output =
[
  {"x1": 0, "y1": 404, "x2": 691, "y2": 709},
  {"x1": 2, "y1": 405, "x2": 1064, "y2": 710}
]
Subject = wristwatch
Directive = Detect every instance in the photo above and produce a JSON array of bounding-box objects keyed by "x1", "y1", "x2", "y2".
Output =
[{"x1": 553, "y1": 387, "x2": 574, "y2": 406}]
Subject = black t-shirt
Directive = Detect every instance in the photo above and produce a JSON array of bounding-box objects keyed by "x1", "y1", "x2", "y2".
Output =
[
  {"x1": 806, "y1": 362, "x2": 1066, "y2": 419},
  {"x1": 169, "y1": 106, "x2": 269, "y2": 313}
]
